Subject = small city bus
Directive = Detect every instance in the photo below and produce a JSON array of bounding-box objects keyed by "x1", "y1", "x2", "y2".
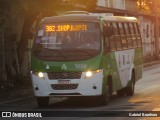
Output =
[{"x1": 31, "y1": 11, "x2": 143, "y2": 107}]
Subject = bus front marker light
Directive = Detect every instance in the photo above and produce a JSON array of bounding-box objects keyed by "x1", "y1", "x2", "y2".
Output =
[
  {"x1": 85, "y1": 69, "x2": 102, "y2": 78},
  {"x1": 38, "y1": 72, "x2": 44, "y2": 78},
  {"x1": 96, "y1": 69, "x2": 101, "y2": 73}
]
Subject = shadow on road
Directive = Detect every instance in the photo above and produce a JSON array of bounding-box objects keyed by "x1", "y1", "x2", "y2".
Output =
[{"x1": 34, "y1": 94, "x2": 123, "y2": 109}]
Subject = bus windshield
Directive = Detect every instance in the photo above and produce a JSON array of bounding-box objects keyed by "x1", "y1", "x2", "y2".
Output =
[{"x1": 32, "y1": 22, "x2": 101, "y2": 61}]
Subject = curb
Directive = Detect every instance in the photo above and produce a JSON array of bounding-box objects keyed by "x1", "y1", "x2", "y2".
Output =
[{"x1": 143, "y1": 61, "x2": 160, "y2": 68}]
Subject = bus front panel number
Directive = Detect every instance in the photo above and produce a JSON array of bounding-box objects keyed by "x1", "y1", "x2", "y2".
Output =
[{"x1": 75, "y1": 64, "x2": 86, "y2": 69}]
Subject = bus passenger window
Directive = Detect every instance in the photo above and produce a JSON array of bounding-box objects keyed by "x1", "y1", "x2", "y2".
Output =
[
  {"x1": 112, "y1": 22, "x2": 122, "y2": 50},
  {"x1": 124, "y1": 23, "x2": 133, "y2": 48},
  {"x1": 135, "y1": 23, "x2": 142, "y2": 47},
  {"x1": 118, "y1": 23, "x2": 127, "y2": 49},
  {"x1": 108, "y1": 23, "x2": 116, "y2": 51},
  {"x1": 130, "y1": 23, "x2": 137, "y2": 48}
]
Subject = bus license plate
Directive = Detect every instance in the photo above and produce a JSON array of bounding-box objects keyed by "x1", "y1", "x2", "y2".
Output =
[{"x1": 58, "y1": 80, "x2": 70, "y2": 84}]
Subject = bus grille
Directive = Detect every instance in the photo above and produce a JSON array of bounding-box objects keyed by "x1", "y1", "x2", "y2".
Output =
[
  {"x1": 47, "y1": 72, "x2": 82, "y2": 79},
  {"x1": 51, "y1": 84, "x2": 78, "y2": 90}
]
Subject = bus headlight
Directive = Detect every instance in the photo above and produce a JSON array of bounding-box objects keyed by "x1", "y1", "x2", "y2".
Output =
[
  {"x1": 31, "y1": 71, "x2": 44, "y2": 79},
  {"x1": 38, "y1": 72, "x2": 44, "y2": 78},
  {"x1": 86, "y1": 71, "x2": 93, "y2": 77},
  {"x1": 85, "y1": 69, "x2": 102, "y2": 78}
]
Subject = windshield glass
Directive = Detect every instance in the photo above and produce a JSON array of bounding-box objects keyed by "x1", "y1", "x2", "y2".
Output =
[{"x1": 32, "y1": 22, "x2": 101, "y2": 61}]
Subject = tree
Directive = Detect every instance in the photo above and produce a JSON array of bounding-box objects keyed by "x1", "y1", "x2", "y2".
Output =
[
  {"x1": 1, "y1": 0, "x2": 98, "y2": 78},
  {"x1": 137, "y1": 0, "x2": 152, "y2": 14},
  {"x1": 17, "y1": 0, "x2": 73, "y2": 72},
  {"x1": 137, "y1": 0, "x2": 160, "y2": 15},
  {"x1": 17, "y1": 0, "x2": 98, "y2": 70}
]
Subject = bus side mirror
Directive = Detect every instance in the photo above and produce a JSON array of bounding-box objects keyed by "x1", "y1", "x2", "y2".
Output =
[{"x1": 104, "y1": 26, "x2": 113, "y2": 37}]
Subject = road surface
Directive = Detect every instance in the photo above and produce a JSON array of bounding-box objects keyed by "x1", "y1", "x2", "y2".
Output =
[{"x1": 1, "y1": 64, "x2": 160, "y2": 120}]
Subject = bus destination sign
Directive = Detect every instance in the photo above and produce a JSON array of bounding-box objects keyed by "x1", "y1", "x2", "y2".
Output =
[{"x1": 45, "y1": 24, "x2": 87, "y2": 32}]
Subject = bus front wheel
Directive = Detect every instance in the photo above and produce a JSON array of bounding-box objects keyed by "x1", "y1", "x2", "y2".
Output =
[
  {"x1": 100, "y1": 79, "x2": 112, "y2": 105},
  {"x1": 36, "y1": 97, "x2": 49, "y2": 107}
]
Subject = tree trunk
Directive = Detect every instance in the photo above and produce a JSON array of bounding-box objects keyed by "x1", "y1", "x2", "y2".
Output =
[{"x1": 17, "y1": 12, "x2": 36, "y2": 74}]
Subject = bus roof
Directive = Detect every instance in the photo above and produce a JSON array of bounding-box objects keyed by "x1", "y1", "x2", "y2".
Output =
[
  {"x1": 41, "y1": 12, "x2": 138, "y2": 24},
  {"x1": 102, "y1": 16, "x2": 138, "y2": 22}
]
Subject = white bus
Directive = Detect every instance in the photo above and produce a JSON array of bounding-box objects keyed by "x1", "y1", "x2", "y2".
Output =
[{"x1": 31, "y1": 11, "x2": 143, "y2": 107}]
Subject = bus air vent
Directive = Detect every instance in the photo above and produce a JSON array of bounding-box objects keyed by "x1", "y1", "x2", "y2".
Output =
[
  {"x1": 51, "y1": 84, "x2": 78, "y2": 90},
  {"x1": 47, "y1": 72, "x2": 82, "y2": 79}
]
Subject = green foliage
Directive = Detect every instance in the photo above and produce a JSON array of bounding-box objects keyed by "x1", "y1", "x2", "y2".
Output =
[
  {"x1": 137, "y1": 0, "x2": 152, "y2": 14},
  {"x1": 137, "y1": 0, "x2": 160, "y2": 15}
]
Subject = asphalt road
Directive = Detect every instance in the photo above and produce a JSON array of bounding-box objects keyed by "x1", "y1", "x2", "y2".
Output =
[{"x1": 1, "y1": 64, "x2": 160, "y2": 120}]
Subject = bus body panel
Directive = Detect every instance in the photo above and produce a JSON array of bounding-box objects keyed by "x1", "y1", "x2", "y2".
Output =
[
  {"x1": 134, "y1": 47, "x2": 143, "y2": 82},
  {"x1": 106, "y1": 48, "x2": 142, "y2": 92},
  {"x1": 31, "y1": 55, "x2": 102, "y2": 72},
  {"x1": 31, "y1": 54, "x2": 105, "y2": 97},
  {"x1": 115, "y1": 49, "x2": 135, "y2": 87}
]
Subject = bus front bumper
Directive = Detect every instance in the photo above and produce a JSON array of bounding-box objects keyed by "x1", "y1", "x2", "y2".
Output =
[{"x1": 31, "y1": 70, "x2": 103, "y2": 97}]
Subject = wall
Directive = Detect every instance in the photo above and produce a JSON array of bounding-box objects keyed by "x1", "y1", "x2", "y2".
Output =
[
  {"x1": 97, "y1": 0, "x2": 106, "y2": 7},
  {"x1": 125, "y1": 0, "x2": 137, "y2": 12},
  {"x1": 112, "y1": 0, "x2": 125, "y2": 10},
  {"x1": 139, "y1": 16, "x2": 155, "y2": 62}
]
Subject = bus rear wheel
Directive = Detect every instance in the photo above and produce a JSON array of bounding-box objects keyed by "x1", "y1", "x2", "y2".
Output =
[
  {"x1": 126, "y1": 72, "x2": 135, "y2": 96},
  {"x1": 36, "y1": 97, "x2": 49, "y2": 107},
  {"x1": 117, "y1": 88, "x2": 125, "y2": 97}
]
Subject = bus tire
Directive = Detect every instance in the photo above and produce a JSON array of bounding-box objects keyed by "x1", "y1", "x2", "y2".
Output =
[
  {"x1": 36, "y1": 97, "x2": 49, "y2": 107},
  {"x1": 101, "y1": 79, "x2": 112, "y2": 105},
  {"x1": 117, "y1": 88, "x2": 125, "y2": 97},
  {"x1": 126, "y1": 71, "x2": 135, "y2": 96}
]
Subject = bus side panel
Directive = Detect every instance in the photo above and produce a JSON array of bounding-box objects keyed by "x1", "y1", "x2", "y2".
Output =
[
  {"x1": 114, "y1": 49, "x2": 135, "y2": 90},
  {"x1": 103, "y1": 48, "x2": 142, "y2": 93},
  {"x1": 103, "y1": 52, "x2": 120, "y2": 93},
  {"x1": 134, "y1": 47, "x2": 143, "y2": 81}
]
